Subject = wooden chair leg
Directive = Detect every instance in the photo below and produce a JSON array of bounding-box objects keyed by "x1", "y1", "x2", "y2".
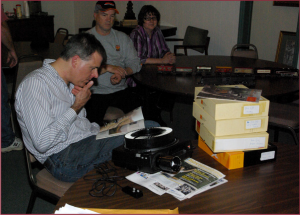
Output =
[{"x1": 288, "y1": 128, "x2": 299, "y2": 145}]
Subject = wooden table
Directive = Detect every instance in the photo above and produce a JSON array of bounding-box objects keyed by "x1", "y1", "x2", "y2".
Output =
[
  {"x1": 133, "y1": 55, "x2": 299, "y2": 122},
  {"x1": 55, "y1": 141, "x2": 299, "y2": 214},
  {"x1": 133, "y1": 55, "x2": 299, "y2": 98},
  {"x1": 14, "y1": 41, "x2": 64, "y2": 59}
]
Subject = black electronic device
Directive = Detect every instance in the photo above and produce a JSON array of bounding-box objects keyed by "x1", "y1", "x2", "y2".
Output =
[
  {"x1": 122, "y1": 186, "x2": 143, "y2": 199},
  {"x1": 112, "y1": 127, "x2": 193, "y2": 174}
]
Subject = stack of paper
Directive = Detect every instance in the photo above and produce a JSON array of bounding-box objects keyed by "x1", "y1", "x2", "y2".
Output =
[
  {"x1": 126, "y1": 158, "x2": 227, "y2": 201},
  {"x1": 55, "y1": 204, "x2": 99, "y2": 214}
]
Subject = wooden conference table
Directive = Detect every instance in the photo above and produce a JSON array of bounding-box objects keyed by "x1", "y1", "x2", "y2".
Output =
[
  {"x1": 133, "y1": 55, "x2": 299, "y2": 99},
  {"x1": 55, "y1": 141, "x2": 299, "y2": 214},
  {"x1": 133, "y1": 55, "x2": 299, "y2": 122},
  {"x1": 14, "y1": 41, "x2": 64, "y2": 59}
]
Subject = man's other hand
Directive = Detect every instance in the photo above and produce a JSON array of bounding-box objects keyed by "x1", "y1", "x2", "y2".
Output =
[
  {"x1": 71, "y1": 81, "x2": 94, "y2": 114},
  {"x1": 110, "y1": 73, "x2": 122, "y2": 85}
]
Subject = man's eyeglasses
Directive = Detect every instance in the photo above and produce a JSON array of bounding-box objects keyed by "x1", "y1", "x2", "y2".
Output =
[{"x1": 144, "y1": 16, "x2": 157, "y2": 21}]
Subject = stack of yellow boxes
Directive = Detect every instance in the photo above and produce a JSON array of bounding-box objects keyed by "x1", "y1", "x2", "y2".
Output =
[{"x1": 193, "y1": 85, "x2": 276, "y2": 170}]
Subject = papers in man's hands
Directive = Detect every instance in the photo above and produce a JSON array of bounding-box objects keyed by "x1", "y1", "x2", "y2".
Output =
[
  {"x1": 96, "y1": 107, "x2": 145, "y2": 140},
  {"x1": 197, "y1": 85, "x2": 262, "y2": 103},
  {"x1": 126, "y1": 158, "x2": 227, "y2": 201}
]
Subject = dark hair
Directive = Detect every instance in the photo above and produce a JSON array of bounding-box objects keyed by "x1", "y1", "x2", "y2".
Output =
[
  {"x1": 60, "y1": 33, "x2": 107, "y2": 65},
  {"x1": 137, "y1": 5, "x2": 160, "y2": 26}
]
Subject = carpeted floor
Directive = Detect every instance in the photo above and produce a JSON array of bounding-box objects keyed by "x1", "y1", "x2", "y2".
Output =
[{"x1": 1, "y1": 101, "x2": 297, "y2": 214}]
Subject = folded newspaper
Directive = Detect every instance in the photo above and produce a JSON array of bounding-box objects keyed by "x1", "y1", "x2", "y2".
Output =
[
  {"x1": 96, "y1": 107, "x2": 145, "y2": 140},
  {"x1": 197, "y1": 85, "x2": 261, "y2": 103},
  {"x1": 126, "y1": 158, "x2": 227, "y2": 201}
]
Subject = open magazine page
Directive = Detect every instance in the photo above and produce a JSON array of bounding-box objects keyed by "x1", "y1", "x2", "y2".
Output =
[
  {"x1": 197, "y1": 86, "x2": 262, "y2": 103},
  {"x1": 172, "y1": 178, "x2": 228, "y2": 201},
  {"x1": 126, "y1": 158, "x2": 227, "y2": 201},
  {"x1": 99, "y1": 107, "x2": 143, "y2": 132},
  {"x1": 96, "y1": 119, "x2": 145, "y2": 140}
]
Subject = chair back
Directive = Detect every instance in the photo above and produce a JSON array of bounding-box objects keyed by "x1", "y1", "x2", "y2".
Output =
[
  {"x1": 54, "y1": 28, "x2": 69, "y2": 46},
  {"x1": 231, "y1": 44, "x2": 258, "y2": 59},
  {"x1": 11, "y1": 55, "x2": 43, "y2": 101},
  {"x1": 183, "y1": 26, "x2": 209, "y2": 53}
]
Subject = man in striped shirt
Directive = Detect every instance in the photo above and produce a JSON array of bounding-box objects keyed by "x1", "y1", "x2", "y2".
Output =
[{"x1": 15, "y1": 33, "x2": 159, "y2": 182}]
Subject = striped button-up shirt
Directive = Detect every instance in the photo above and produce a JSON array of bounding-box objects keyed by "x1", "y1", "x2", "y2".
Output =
[
  {"x1": 15, "y1": 59, "x2": 100, "y2": 164},
  {"x1": 130, "y1": 25, "x2": 170, "y2": 64}
]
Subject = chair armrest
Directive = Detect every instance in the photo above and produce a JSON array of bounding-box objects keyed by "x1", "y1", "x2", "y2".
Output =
[
  {"x1": 174, "y1": 44, "x2": 208, "y2": 56},
  {"x1": 165, "y1": 38, "x2": 184, "y2": 42}
]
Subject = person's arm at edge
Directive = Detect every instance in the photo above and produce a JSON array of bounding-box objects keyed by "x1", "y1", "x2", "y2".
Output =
[{"x1": 1, "y1": 16, "x2": 18, "y2": 67}]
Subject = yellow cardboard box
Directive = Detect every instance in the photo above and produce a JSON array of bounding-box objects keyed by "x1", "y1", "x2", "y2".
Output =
[
  {"x1": 194, "y1": 85, "x2": 270, "y2": 120},
  {"x1": 198, "y1": 136, "x2": 244, "y2": 170},
  {"x1": 195, "y1": 120, "x2": 269, "y2": 152},
  {"x1": 193, "y1": 102, "x2": 268, "y2": 136}
]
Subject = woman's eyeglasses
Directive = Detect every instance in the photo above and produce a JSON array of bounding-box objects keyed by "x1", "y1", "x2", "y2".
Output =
[{"x1": 144, "y1": 16, "x2": 157, "y2": 21}]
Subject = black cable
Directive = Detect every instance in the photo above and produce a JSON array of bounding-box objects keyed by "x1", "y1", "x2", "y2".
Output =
[{"x1": 83, "y1": 161, "x2": 125, "y2": 198}]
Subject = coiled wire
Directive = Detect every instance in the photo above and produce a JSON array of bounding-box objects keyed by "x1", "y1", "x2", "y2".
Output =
[{"x1": 83, "y1": 162, "x2": 125, "y2": 197}]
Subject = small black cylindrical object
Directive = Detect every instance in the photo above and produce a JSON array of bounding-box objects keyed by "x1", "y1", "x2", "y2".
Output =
[{"x1": 156, "y1": 156, "x2": 181, "y2": 173}]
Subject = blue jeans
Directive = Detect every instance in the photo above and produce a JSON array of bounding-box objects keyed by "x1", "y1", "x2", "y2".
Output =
[
  {"x1": 44, "y1": 120, "x2": 160, "y2": 182},
  {"x1": 1, "y1": 69, "x2": 15, "y2": 148}
]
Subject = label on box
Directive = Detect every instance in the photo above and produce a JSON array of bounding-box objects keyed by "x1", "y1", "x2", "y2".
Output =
[
  {"x1": 246, "y1": 120, "x2": 261, "y2": 129},
  {"x1": 215, "y1": 137, "x2": 266, "y2": 151},
  {"x1": 257, "y1": 69, "x2": 271, "y2": 74},
  {"x1": 244, "y1": 105, "x2": 259, "y2": 114},
  {"x1": 260, "y1": 151, "x2": 275, "y2": 161}
]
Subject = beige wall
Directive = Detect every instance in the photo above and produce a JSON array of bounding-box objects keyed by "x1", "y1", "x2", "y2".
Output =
[
  {"x1": 2, "y1": 1, "x2": 298, "y2": 61},
  {"x1": 251, "y1": 1, "x2": 299, "y2": 62}
]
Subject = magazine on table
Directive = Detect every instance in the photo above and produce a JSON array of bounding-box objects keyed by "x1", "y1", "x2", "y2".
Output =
[
  {"x1": 196, "y1": 85, "x2": 262, "y2": 103},
  {"x1": 126, "y1": 158, "x2": 227, "y2": 201}
]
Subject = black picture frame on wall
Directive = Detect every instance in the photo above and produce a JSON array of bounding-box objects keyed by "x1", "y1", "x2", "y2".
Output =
[
  {"x1": 275, "y1": 31, "x2": 297, "y2": 67},
  {"x1": 273, "y1": 1, "x2": 299, "y2": 7}
]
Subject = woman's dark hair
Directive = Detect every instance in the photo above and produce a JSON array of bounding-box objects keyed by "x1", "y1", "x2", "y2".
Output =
[
  {"x1": 60, "y1": 33, "x2": 107, "y2": 65},
  {"x1": 137, "y1": 5, "x2": 160, "y2": 26}
]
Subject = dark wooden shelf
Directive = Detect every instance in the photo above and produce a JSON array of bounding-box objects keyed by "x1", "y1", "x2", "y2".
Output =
[{"x1": 6, "y1": 15, "x2": 54, "y2": 42}]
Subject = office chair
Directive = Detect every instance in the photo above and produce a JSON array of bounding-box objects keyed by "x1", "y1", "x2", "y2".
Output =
[
  {"x1": 25, "y1": 147, "x2": 73, "y2": 213},
  {"x1": 231, "y1": 44, "x2": 258, "y2": 59},
  {"x1": 54, "y1": 28, "x2": 69, "y2": 46},
  {"x1": 166, "y1": 26, "x2": 210, "y2": 56},
  {"x1": 268, "y1": 102, "x2": 299, "y2": 145},
  {"x1": 10, "y1": 55, "x2": 44, "y2": 102}
]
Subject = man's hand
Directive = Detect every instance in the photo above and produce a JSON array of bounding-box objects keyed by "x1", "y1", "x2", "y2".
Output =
[
  {"x1": 162, "y1": 52, "x2": 176, "y2": 64},
  {"x1": 110, "y1": 73, "x2": 122, "y2": 85},
  {"x1": 107, "y1": 65, "x2": 127, "y2": 78},
  {"x1": 71, "y1": 81, "x2": 94, "y2": 114},
  {"x1": 7, "y1": 49, "x2": 18, "y2": 68}
]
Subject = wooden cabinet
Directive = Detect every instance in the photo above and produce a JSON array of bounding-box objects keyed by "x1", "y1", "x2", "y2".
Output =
[{"x1": 6, "y1": 16, "x2": 54, "y2": 42}]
